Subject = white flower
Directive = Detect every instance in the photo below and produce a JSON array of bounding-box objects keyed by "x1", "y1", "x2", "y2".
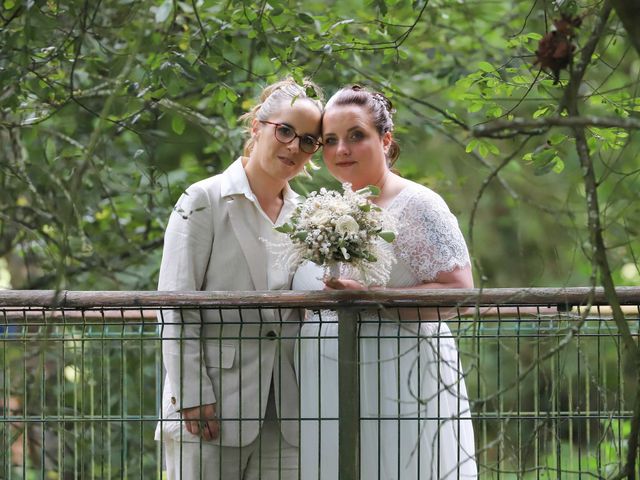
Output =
[
  {"x1": 335, "y1": 215, "x2": 359, "y2": 235},
  {"x1": 309, "y1": 209, "x2": 332, "y2": 225},
  {"x1": 331, "y1": 203, "x2": 351, "y2": 216}
]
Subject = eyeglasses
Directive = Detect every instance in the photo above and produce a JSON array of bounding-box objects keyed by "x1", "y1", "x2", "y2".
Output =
[{"x1": 259, "y1": 120, "x2": 321, "y2": 154}]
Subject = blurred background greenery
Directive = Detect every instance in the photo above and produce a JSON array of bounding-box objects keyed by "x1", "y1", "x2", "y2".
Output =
[
  {"x1": 1, "y1": 0, "x2": 639, "y2": 290},
  {"x1": 1, "y1": 2, "x2": 640, "y2": 476}
]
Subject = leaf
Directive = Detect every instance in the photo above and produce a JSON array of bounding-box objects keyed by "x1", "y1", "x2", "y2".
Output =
[
  {"x1": 154, "y1": 0, "x2": 172, "y2": 23},
  {"x1": 45, "y1": 137, "x2": 57, "y2": 161},
  {"x1": 297, "y1": 12, "x2": 314, "y2": 24},
  {"x1": 534, "y1": 160, "x2": 557, "y2": 176},
  {"x1": 548, "y1": 133, "x2": 567, "y2": 146},
  {"x1": 478, "y1": 142, "x2": 489, "y2": 157},
  {"x1": 355, "y1": 185, "x2": 380, "y2": 196},
  {"x1": 202, "y1": 83, "x2": 217, "y2": 95},
  {"x1": 465, "y1": 139, "x2": 478, "y2": 153},
  {"x1": 173, "y1": 54, "x2": 198, "y2": 80},
  {"x1": 275, "y1": 223, "x2": 294, "y2": 233},
  {"x1": 171, "y1": 116, "x2": 185, "y2": 135},
  {"x1": 486, "y1": 141, "x2": 500, "y2": 155},
  {"x1": 468, "y1": 101, "x2": 483, "y2": 113},
  {"x1": 378, "y1": 231, "x2": 396, "y2": 243},
  {"x1": 366, "y1": 185, "x2": 380, "y2": 196},
  {"x1": 529, "y1": 148, "x2": 560, "y2": 176},
  {"x1": 225, "y1": 87, "x2": 238, "y2": 103},
  {"x1": 533, "y1": 148, "x2": 557, "y2": 164},
  {"x1": 533, "y1": 105, "x2": 550, "y2": 118},
  {"x1": 477, "y1": 61, "x2": 494, "y2": 73},
  {"x1": 305, "y1": 85, "x2": 319, "y2": 99},
  {"x1": 486, "y1": 106, "x2": 503, "y2": 118},
  {"x1": 552, "y1": 157, "x2": 564, "y2": 173}
]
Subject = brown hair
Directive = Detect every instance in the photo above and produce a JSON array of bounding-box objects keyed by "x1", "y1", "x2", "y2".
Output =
[
  {"x1": 239, "y1": 78, "x2": 324, "y2": 156},
  {"x1": 325, "y1": 84, "x2": 400, "y2": 166}
]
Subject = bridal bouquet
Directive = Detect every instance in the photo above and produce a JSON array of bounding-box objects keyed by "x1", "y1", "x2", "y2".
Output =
[{"x1": 273, "y1": 183, "x2": 397, "y2": 286}]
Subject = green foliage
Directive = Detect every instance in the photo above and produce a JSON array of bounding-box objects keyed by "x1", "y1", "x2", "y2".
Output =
[
  {"x1": 2, "y1": 4, "x2": 640, "y2": 479},
  {"x1": 0, "y1": 0, "x2": 638, "y2": 290},
  {"x1": 462, "y1": 318, "x2": 636, "y2": 478},
  {"x1": 1, "y1": 324, "x2": 159, "y2": 477}
]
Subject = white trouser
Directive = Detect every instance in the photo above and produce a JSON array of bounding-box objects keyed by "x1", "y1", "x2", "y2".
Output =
[{"x1": 163, "y1": 386, "x2": 298, "y2": 480}]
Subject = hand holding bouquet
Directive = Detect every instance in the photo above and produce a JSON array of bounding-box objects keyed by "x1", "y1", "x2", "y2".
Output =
[{"x1": 273, "y1": 183, "x2": 397, "y2": 286}]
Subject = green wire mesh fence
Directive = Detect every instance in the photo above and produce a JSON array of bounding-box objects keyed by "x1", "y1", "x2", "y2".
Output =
[{"x1": 0, "y1": 288, "x2": 638, "y2": 479}]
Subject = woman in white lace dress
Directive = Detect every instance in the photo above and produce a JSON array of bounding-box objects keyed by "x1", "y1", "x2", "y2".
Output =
[{"x1": 292, "y1": 85, "x2": 477, "y2": 479}]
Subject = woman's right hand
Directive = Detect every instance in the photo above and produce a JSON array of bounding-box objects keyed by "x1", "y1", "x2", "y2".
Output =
[
  {"x1": 182, "y1": 403, "x2": 220, "y2": 441},
  {"x1": 324, "y1": 277, "x2": 367, "y2": 290}
]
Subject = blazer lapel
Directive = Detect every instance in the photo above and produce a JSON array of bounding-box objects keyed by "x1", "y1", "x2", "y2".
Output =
[{"x1": 226, "y1": 197, "x2": 267, "y2": 291}]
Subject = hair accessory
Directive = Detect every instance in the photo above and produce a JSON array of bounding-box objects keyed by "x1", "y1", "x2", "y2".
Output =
[{"x1": 372, "y1": 92, "x2": 394, "y2": 117}]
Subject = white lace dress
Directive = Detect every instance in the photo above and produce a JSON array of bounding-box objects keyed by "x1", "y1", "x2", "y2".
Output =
[{"x1": 292, "y1": 183, "x2": 477, "y2": 480}]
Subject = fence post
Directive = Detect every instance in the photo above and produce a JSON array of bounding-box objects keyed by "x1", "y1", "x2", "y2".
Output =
[{"x1": 338, "y1": 308, "x2": 360, "y2": 480}]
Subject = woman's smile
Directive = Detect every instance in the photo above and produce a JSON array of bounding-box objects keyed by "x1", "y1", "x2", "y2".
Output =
[
  {"x1": 277, "y1": 154, "x2": 296, "y2": 167},
  {"x1": 334, "y1": 159, "x2": 357, "y2": 167}
]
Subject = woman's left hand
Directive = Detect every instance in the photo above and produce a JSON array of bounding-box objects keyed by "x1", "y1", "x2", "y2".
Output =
[{"x1": 324, "y1": 277, "x2": 367, "y2": 290}]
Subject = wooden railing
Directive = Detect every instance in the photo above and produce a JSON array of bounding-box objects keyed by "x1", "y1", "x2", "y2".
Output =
[{"x1": 1, "y1": 287, "x2": 639, "y2": 479}]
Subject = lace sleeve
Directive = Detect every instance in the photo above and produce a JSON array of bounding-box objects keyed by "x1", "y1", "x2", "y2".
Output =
[{"x1": 393, "y1": 186, "x2": 471, "y2": 282}]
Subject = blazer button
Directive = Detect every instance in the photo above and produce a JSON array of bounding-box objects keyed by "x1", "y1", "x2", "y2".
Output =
[
  {"x1": 266, "y1": 331, "x2": 277, "y2": 340},
  {"x1": 171, "y1": 396, "x2": 176, "y2": 405}
]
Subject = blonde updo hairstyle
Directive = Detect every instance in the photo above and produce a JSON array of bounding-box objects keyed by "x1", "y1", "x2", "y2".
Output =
[
  {"x1": 325, "y1": 84, "x2": 400, "y2": 166},
  {"x1": 239, "y1": 77, "x2": 324, "y2": 157}
]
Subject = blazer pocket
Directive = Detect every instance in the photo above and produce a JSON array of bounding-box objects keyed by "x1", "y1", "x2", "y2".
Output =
[{"x1": 204, "y1": 344, "x2": 236, "y2": 369}]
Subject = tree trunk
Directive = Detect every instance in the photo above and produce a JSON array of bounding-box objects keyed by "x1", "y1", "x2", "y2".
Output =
[{"x1": 611, "y1": 1, "x2": 640, "y2": 57}]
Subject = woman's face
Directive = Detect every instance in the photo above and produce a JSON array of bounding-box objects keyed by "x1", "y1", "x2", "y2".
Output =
[
  {"x1": 321, "y1": 104, "x2": 390, "y2": 190},
  {"x1": 251, "y1": 99, "x2": 322, "y2": 182}
]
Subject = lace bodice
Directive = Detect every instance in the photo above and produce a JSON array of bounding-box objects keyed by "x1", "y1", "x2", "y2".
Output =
[
  {"x1": 387, "y1": 183, "x2": 470, "y2": 283},
  {"x1": 292, "y1": 181, "x2": 470, "y2": 290}
]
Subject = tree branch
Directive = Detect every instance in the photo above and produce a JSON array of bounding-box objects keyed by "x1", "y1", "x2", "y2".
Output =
[
  {"x1": 611, "y1": 0, "x2": 640, "y2": 57},
  {"x1": 561, "y1": 2, "x2": 640, "y2": 477},
  {"x1": 472, "y1": 115, "x2": 640, "y2": 138},
  {"x1": 560, "y1": 2, "x2": 615, "y2": 114}
]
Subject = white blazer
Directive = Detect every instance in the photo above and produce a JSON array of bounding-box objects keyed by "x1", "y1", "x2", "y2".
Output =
[{"x1": 156, "y1": 158, "x2": 301, "y2": 447}]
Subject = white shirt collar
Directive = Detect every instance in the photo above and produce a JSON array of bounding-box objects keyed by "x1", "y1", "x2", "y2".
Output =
[{"x1": 221, "y1": 157, "x2": 300, "y2": 205}]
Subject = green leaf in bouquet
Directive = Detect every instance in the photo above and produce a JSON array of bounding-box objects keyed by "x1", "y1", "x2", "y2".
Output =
[
  {"x1": 358, "y1": 203, "x2": 372, "y2": 212},
  {"x1": 378, "y1": 231, "x2": 396, "y2": 242},
  {"x1": 293, "y1": 231, "x2": 308, "y2": 241},
  {"x1": 364, "y1": 253, "x2": 378, "y2": 262},
  {"x1": 355, "y1": 185, "x2": 380, "y2": 197},
  {"x1": 275, "y1": 223, "x2": 294, "y2": 233},
  {"x1": 367, "y1": 185, "x2": 381, "y2": 196}
]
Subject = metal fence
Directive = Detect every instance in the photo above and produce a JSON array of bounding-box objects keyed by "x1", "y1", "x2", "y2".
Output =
[{"x1": 0, "y1": 288, "x2": 639, "y2": 479}]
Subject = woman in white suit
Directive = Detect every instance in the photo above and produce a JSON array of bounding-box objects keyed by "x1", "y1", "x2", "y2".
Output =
[{"x1": 156, "y1": 78, "x2": 323, "y2": 480}]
